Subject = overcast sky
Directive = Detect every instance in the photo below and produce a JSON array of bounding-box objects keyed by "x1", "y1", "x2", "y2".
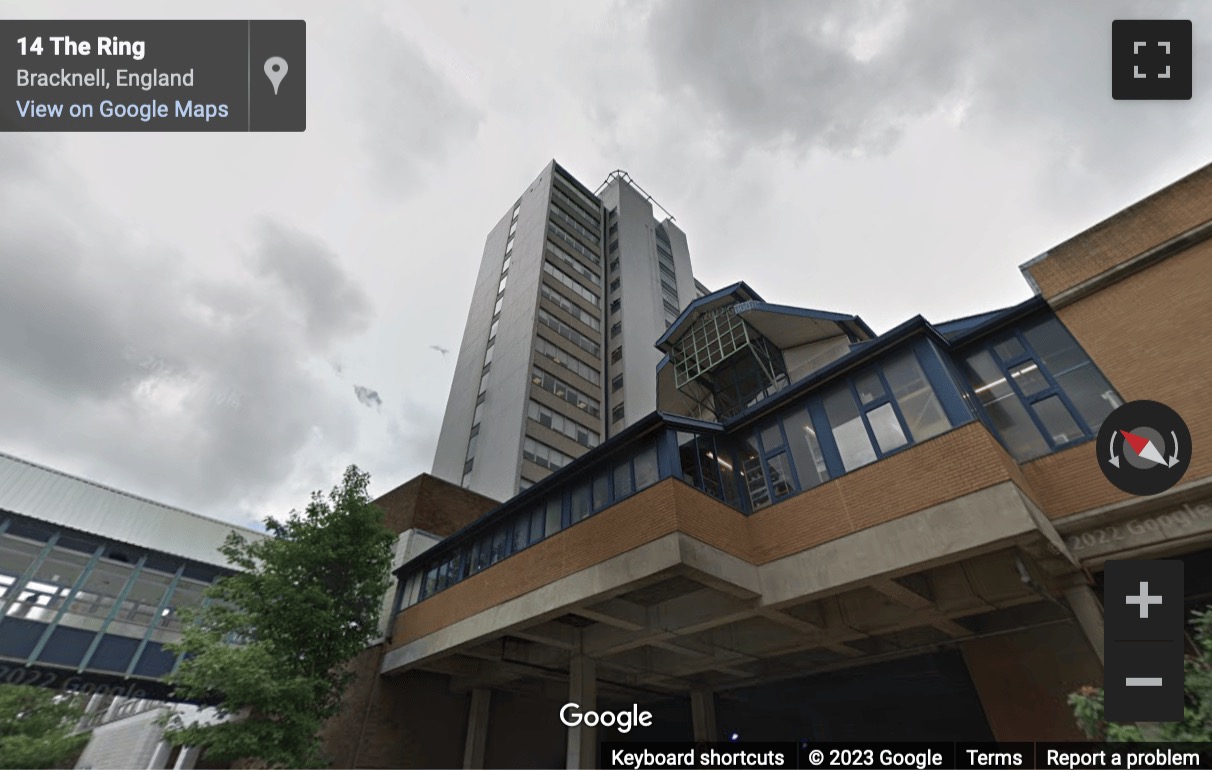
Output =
[{"x1": 3, "y1": 0, "x2": 1211, "y2": 529}]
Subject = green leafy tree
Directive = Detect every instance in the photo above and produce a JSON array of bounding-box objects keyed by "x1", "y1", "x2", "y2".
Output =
[
  {"x1": 162, "y1": 465, "x2": 396, "y2": 768},
  {"x1": 1069, "y1": 605, "x2": 1212, "y2": 741},
  {"x1": 0, "y1": 684, "x2": 89, "y2": 769}
]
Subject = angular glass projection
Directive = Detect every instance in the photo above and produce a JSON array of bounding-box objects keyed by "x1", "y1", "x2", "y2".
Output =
[
  {"x1": 671, "y1": 306, "x2": 750, "y2": 388},
  {"x1": 670, "y1": 305, "x2": 790, "y2": 420}
]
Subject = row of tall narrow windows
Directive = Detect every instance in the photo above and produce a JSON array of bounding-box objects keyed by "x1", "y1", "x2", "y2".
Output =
[{"x1": 412, "y1": 439, "x2": 660, "y2": 602}]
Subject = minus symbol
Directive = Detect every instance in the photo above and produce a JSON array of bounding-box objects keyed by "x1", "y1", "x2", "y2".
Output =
[{"x1": 1126, "y1": 677, "x2": 1163, "y2": 687}]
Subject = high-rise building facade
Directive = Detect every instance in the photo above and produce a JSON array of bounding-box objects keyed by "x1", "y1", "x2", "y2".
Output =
[{"x1": 432, "y1": 162, "x2": 701, "y2": 502}]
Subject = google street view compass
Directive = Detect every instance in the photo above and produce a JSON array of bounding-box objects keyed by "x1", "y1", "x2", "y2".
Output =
[{"x1": 1097, "y1": 400, "x2": 1191, "y2": 496}]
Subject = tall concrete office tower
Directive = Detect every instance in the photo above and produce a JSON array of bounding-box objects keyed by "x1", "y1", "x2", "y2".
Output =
[{"x1": 432, "y1": 161, "x2": 704, "y2": 502}]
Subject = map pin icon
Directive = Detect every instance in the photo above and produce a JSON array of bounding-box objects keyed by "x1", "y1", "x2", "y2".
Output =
[{"x1": 264, "y1": 57, "x2": 288, "y2": 95}]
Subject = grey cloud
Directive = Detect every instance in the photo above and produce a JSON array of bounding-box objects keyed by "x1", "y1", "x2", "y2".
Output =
[
  {"x1": 643, "y1": 0, "x2": 968, "y2": 155},
  {"x1": 383, "y1": 396, "x2": 444, "y2": 473},
  {"x1": 345, "y1": 11, "x2": 483, "y2": 195},
  {"x1": 252, "y1": 221, "x2": 374, "y2": 347},
  {"x1": 354, "y1": 384, "x2": 383, "y2": 410},
  {"x1": 0, "y1": 134, "x2": 370, "y2": 522},
  {"x1": 644, "y1": 0, "x2": 1206, "y2": 174}
]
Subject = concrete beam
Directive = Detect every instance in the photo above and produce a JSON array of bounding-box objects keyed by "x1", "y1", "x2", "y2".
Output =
[
  {"x1": 755, "y1": 607, "x2": 823, "y2": 634},
  {"x1": 584, "y1": 624, "x2": 675, "y2": 657},
  {"x1": 583, "y1": 589, "x2": 754, "y2": 656},
  {"x1": 633, "y1": 641, "x2": 757, "y2": 680},
  {"x1": 963, "y1": 556, "x2": 1041, "y2": 608},
  {"x1": 509, "y1": 623, "x2": 580, "y2": 650},
  {"x1": 870, "y1": 579, "x2": 933, "y2": 609},
  {"x1": 458, "y1": 637, "x2": 570, "y2": 671},
  {"x1": 654, "y1": 635, "x2": 758, "y2": 665},
  {"x1": 931, "y1": 563, "x2": 996, "y2": 615},
  {"x1": 653, "y1": 589, "x2": 755, "y2": 636},
  {"x1": 573, "y1": 598, "x2": 647, "y2": 631},
  {"x1": 423, "y1": 654, "x2": 486, "y2": 679},
  {"x1": 754, "y1": 608, "x2": 863, "y2": 656},
  {"x1": 927, "y1": 618, "x2": 974, "y2": 637}
]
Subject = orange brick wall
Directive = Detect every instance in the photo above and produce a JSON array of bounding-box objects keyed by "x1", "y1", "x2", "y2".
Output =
[
  {"x1": 1023, "y1": 239, "x2": 1212, "y2": 519},
  {"x1": 1024, "y1": 162, "x2": 1212, "y2": 298}
]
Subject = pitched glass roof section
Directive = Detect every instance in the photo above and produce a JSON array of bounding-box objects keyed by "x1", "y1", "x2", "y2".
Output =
[
  {"x1": 656, "y1": 282, "x2": 874, "y2": 352},
  {"x1": 667, "y1": 303, "x2": 791, "y2": 419},
  {"x1": 671, "y1": 304, "x2": 750, "y2": 387},
  {"x1": 656, "y1": 282, "x2": 875, "y2": 420}
]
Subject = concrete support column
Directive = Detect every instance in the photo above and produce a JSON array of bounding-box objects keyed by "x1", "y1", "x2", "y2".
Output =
[
  {"x1": 146, "y1": 740, "x2": 173, "y2": 770},
  {"x1": 1063, "y1": 585, "x2": 1105, "y2": 664},
  {"x1": 463, "y1": 688, "x2": 492, "y2": 769},
  {"x1": 172, "y1": 746, "x2": 201, "y2": 770},
  {"x1": 566, "y1": 654, "x2": 597, "y2": 770},
  {"x1": 690, "y1": 689, "x2": 717, "y2": 742}
]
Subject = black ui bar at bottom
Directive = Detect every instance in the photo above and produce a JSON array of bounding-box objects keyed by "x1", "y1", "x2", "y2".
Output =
[{"x1": 600, "y1": 742, "x2": 1212, "y2": 770}]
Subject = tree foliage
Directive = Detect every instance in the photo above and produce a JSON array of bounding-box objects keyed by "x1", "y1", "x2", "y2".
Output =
[
  {"x1": 0, "y1": 684, "x2": 89, "y2": 769},
  {"x1": 163, "y1": 465, "x2": 396, "y2": 768},
  {"x1": 1069, "y1": 605, "x2": 1212, "y2": 741}
]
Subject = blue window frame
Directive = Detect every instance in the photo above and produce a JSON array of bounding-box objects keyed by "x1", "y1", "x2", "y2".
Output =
[
  {"x1": 676, "y1": 344, "x2": 955, "y2": 512},
  {"x1": 512, "y1": 515, "x2": 530, "y2": 553},
  {"x1": 781, "y1": 405, "x2": 830, "y2": 493},
  {"x1": 612, "y1": 459, "x2": 635, "y2": 498},
  {"x1": 677, "y1": 432, "x2": 743, "y2": 507},
  {"x1": 570, "y1": 481, "x2": 592, "y2": 524},
  {"x1": 822, "y1": 367, "x2": 907, "y2": 473},
  {"x1": 732, "y1": 408, "x2": 832, "y2": 513},
  {"x1": 818, "y1": 346, "x2": 955, "y2": 474},
  {"x1": 738, "y1": 421, "x2": 800, "y2": 512},
  {"x1": 961, "y1": 316, "x2": 1120, "y2": 462}
]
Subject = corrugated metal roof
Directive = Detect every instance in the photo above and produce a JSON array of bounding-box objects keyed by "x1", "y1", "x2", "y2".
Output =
[{"x1": 0, "y1": 450, "x2": 264, "y2": 568}]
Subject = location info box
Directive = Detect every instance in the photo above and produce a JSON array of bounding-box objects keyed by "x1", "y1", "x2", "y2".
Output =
[{"x1": 1, "y1": 20, "x2": 305, "y2": 131}]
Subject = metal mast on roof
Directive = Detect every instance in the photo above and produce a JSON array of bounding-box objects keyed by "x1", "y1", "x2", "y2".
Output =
[{"x1": 595, "y1": 170, "x2": 677, "y2": 223}]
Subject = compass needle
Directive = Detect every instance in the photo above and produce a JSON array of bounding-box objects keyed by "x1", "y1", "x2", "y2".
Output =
[{"x1": 1100, "y1": 402, "x2": 1191, "y2": 496}]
